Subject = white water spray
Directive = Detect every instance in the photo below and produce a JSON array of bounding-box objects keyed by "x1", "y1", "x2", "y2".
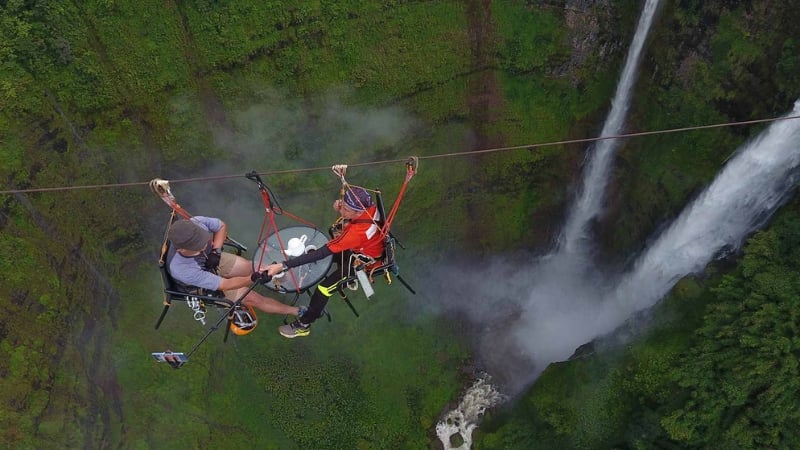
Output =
[
  {"x1": 601, "y1": 102, "x2": 800, "y2": 324},
  {"x1": 435, "y1": 375, "x2": 506, "y2": 450},
  {"x1": 439, "y1": 106, "x2": 800, "y2": 445},
  {"x1": 514, "y1": 100, "x2": 800, "y2": 363},
  {"x1": 436, "y1": 2, "x2": 663, "y2": 446},
  {"x1": 434, "y1": 116, "x2": 800, "y2": 450},
  {"x1": 560, "y1": 0, "x2": 661, "y2": 254}
]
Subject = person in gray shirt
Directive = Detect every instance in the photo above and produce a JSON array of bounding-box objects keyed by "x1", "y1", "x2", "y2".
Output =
[{"x1": 168, "y1": 216, "x2": 304, "y2": 318}]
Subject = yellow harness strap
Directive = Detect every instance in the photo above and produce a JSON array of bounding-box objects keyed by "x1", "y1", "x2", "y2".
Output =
[{"x1": 316, "y1": 282, "x2": 337, "y2": 297}]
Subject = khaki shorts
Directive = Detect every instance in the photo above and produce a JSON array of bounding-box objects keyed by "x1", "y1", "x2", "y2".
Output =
[
  {"x1": 219, "y1": 252, "x2": 239, "y2": 300},
  {"x1": 218, "y1": 252, "x2": 237, "y2": 277}
]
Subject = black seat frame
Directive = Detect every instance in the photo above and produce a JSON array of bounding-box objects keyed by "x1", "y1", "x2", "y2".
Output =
[{"x1": 154, "y1": 230, "x2": 247, "y2": 342}]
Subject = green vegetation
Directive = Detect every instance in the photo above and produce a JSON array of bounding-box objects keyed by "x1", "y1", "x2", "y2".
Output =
[
  {"x1": 607, "y1": 0, "x2": 800, "y2": 258},
  {"x1": 2, "y1": 0, "x2": 799, "y2": 448},
  {"x1": 477, "y1": 201, "x2": 800, "y2": 449}
]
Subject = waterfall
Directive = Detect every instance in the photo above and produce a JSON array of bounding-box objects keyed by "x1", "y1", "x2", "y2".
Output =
[
  {"x1": 436, "y1": 1, "x2": 664, "y2": 447},
  {"x1": 603, "y1": 101, "x2": 800, "y2": 323},
  {"x1": 432, "y1": 107, "x2": 800, "y2": 450},
  {"x1": 559, "y1": 0, "x2": 662, "y2": 255},
  {"x1": 434, "y1": 0, "x2": 800, "y2": 444},
  {"x1": 512, "y1": 100, "x2": 800, "y2": 366}
]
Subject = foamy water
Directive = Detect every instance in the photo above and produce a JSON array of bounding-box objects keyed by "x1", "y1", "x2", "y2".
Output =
[{"x1": 435, "y1": 376, "x2": 506, "y2": 450}]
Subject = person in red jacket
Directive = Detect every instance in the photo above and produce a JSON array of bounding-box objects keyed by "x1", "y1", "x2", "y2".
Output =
[{"x1": 265, "y1": 186, "x2": 383, "y2": 338}]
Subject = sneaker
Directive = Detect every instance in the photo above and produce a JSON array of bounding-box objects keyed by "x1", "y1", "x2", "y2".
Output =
[{"x1": 278, "y1": 320, "x2": 311, "y2": 339}]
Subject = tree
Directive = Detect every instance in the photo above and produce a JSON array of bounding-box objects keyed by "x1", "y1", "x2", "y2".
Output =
[{"x1": 661, "y1": 213, "x2": 800, "y2": 448}]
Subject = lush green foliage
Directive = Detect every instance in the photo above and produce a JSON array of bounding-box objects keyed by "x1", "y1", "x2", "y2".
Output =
[
  {"x1": 476, "y1": 203, "x2": 800, "y2": 449},
  {"x1": 2, "y1": 0, "x2": 800, "y2": 448},
  {"x1": 660, "y1": 211, "x2": 800, "y2": 448},
  {"x1": 609, "y1": 0, "x2": 800, "y2": 258}
]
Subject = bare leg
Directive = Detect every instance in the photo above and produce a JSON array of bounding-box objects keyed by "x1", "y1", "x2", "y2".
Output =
[
  {"x1": 226, "y1": 255, "x2": 255, "y2": 277},
  {"x1": 238, "y1": 288, "x2": 302, "y2": 316},
  {"x1": 224, "y1": 255, "x2": 302, "y2": 316}
]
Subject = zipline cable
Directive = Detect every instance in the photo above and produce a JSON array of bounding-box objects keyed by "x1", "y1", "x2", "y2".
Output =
[{"x1": 2, "y1": 113, "x2": 799, "y2": 196}]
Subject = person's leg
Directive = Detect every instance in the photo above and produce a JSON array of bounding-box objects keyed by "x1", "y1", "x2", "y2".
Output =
[
  {"x1": 218, "y1": 253, "x2": 253, "y2": 277},
  {"x1": 278, "y1": 253, "x2": 353, "y2": 338},
  {"x1": 220, "y1": 254, "x2": 303, "y2": 317},
  {"x1": 240, "y1": 290, "x2": 303, "y2": 316},
  {"x1": 299, "y1": 270, "x2": 342, "y2": 325},
  {"x1": 301, "y1": 251, "x2": 353, "y2": 325},
  {"x1": 278, "y1": 262, "x2": 347, "y2": 338}
]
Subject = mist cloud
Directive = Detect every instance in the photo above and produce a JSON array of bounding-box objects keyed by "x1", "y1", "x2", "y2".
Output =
[
  {"x1": 168, "y1": 88, "x2": 417, "y2": 248},
  {"x1": 423, "y1": 100, "x2": 800, "y2": 398}
]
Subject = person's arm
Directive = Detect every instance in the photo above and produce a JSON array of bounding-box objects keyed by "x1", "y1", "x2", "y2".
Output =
[
  {"x1": 211, "y1": 220, "x2": 227, "y2": 253},
  {"x1": 217, "y1": 274, "x2": 255, "y2": 291},
  {"x1": 286, "y1": 245, "x2": 332, "y2": 268},
  {"x1": 265, "y1": 245, "x2": 333, "y2": 276},
  {"x1": 192, "y1": 216, "x2": 227, "y2": 252}
]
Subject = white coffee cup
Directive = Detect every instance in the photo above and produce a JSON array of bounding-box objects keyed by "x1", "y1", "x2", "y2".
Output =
[
  {"x1": 285, "y1": 234, "x2": 308, "y2": 257},
  {"x1": 304, "y1": 244, "x2": 317, "y2": 253}
]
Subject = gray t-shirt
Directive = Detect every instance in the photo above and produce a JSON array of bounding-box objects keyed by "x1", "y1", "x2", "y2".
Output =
[{"x1": 167, "y1": 216, "x2": 223, "y2": 291}]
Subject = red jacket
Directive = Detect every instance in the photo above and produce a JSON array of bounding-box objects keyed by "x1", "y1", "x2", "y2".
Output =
[{"x1": 327, "y1": 205, "x2": 384, "y2": 258}]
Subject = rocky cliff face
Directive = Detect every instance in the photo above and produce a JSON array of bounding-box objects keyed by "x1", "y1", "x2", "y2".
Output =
[{"x1": 560, "y1": 0, "x2": 617, "y2": 82}]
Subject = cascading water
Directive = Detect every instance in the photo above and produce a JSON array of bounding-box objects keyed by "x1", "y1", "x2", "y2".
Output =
[
  {"x1": 600, "y1": 101, "x2": 800, "y2": 325},
  {"x1": 512, "y1": 100, "x2": 800, "y2": 365},
  {"x1": 435, "y1": 375, "x2": 506, "y2": 450},
  {"x1": 559, "y1": 0, "x2": 662, "y2": 255},
  {"x1": 436, "y1": 102, "x2": 800, "y2": 449},
  {"x1": 435, "y1": 1, "x2": 663, "y2": 447}
]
